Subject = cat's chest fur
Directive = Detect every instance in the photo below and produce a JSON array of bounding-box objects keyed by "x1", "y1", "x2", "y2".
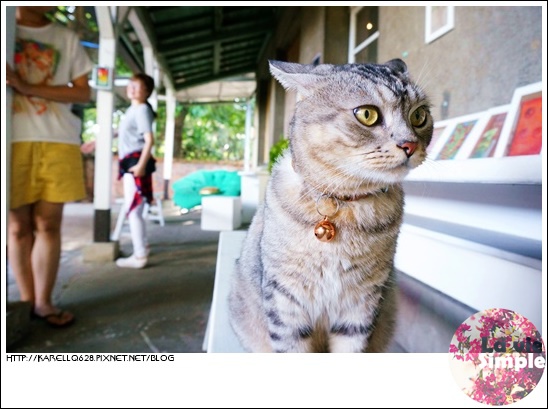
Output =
[{"x1": 261, "y1": 154, "x2": 403, "y2": 307}]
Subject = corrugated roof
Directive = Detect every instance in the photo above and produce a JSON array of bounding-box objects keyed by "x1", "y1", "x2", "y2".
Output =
[{"x1": 120, "y1": 6, "x2": 279, "y2": 103}]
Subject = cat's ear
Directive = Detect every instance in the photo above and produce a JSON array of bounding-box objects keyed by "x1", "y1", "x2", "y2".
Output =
[
  {"x1": 384, "y1": 58, "x2": 409, "y2": 79},
  {"x1": 269, "y1": 60, "x2": 321, "y2": 96}
]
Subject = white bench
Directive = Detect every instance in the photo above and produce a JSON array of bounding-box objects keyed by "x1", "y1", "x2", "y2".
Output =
[
  {"x1": 201, "y1": 195, "x2": 242, "y2": 231},
  {"x1": 203, "y1": 230, "x2": 247, "y2": 353}
]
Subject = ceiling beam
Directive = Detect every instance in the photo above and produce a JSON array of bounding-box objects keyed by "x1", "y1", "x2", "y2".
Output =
[
  {"x1": 167, "y1": 49, "x2": 213, "y2": 65},
  {"x1": 174, "y1": 66, "x2": 255, "y2": 90},
  {"x1": 128, "y1": 7, "x2": 174, "y2": 89},
  {"x1": 158, "y1": 21, "x2": 274, "y2": 52},
  {"x1": 213, "y1": 7, "x2": 222, "y2": 75},
  {"x1": 170, "y1": 58, "x2": 213, "y2": 71}
]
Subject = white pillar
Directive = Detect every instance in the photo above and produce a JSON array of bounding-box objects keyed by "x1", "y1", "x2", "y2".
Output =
[
  {"x1": 93, "y1": 6, "x2": 117, "y2": 242},
  {"x1": 143, "y1": 46, "x2": 158, "y2": 111},
  {"x1": 243, "y1": 99, "x2": 254, "y2": 172},
  {"x1": 5, "y1": 6, "x2": 16, "y2": 213},
  {"x1": 163, "y1": 86, "x2": 176, "y2": 199}
]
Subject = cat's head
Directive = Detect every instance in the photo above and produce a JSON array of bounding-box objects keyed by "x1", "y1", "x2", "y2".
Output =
[{"x1": 269, "y1": 59, "x2": 433, "y2": 192}]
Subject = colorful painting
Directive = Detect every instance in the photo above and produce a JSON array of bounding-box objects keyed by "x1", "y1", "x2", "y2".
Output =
[
  {"x1": 436, "y1": 120, "x2": 477, "y2": 160},
  {"x1": 469, "y1": 112, "x2": 507, "y2": 158},
  {"x1": 93, "y1": 66, "x2": 112, "y2": 90},
  {"x1": 427, "y1": 126, "x2": 446, "y2": 154},
  {"x1": 507, "y1": 97, "x2": 542, "y2": 156}
]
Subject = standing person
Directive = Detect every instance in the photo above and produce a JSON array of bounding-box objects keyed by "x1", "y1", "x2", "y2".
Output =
[
  {"x1": 115, "y1": 73, "x2": 157, "y2": 269},
  {"x1": 6, "y1": 6, "x2": 93, "y2": 327}
]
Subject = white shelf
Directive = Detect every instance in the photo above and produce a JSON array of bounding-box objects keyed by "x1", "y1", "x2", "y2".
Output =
[
  {"x1": 395, "y1": 224, "x2": 542, "y2": 330},
  {"x1": 406, "y1": 155, "x2": 542, "y2": 184}
]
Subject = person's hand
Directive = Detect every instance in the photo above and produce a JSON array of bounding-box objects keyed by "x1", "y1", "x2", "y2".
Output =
[
  {"x1": 128, "y1": 164, "x2": 145, "y2": 177},
  {"x1": 80, "y1": 140, "x2": 96, "y2": 155},
  {"x1": 6, "y1": 63, "x2": 30, "y2": 95}
]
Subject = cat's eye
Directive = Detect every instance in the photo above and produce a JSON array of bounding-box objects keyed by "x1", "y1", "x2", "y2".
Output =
[
  {"x1": 410, "y1": 107, "x2": 428, "y2": 127},
  {"x1": 353, "y1": 106, "x2": 380, "y2": 126}
]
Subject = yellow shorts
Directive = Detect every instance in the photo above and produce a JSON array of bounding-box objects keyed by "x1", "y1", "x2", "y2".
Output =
[{"x1": 10, "y1": 142, "x2": 86, "y2": 209}]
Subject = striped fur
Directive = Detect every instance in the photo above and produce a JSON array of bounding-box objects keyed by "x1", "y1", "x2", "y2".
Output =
[{"x1": 228, "y1": 59, "x2": 433, "y2": 352}]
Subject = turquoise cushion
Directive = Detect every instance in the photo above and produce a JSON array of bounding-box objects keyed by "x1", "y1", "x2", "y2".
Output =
[{"x1": 172, "y1": 170, "x2": 241, "y2": 210}]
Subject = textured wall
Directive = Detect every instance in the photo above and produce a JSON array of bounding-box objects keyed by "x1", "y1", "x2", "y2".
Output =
[
  {"x1": 379, "y1": 6, "x2": 542, "y2": 120},
  {"x1": 300, "y1": 7, "x2": 325, "y2": 63}
]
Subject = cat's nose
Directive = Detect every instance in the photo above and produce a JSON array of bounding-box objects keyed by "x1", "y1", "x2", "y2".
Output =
[{"x1": 397, "y1": 141, "x2": 418, "y2": 158}]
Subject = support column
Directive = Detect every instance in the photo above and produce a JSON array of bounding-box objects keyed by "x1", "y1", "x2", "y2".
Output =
[
  {"x1": 163, "y1": 86, "x2": 176, "y2": 199},
  {"x1": 243, "y1": 99, "x2": 254, "y2": 172},
  {"x1": 5, "y1": 6, "x2": 15, "y2": 210},
  {"x1": 84, "y1": 6, "x2": 119, "y2": 261},
  {"x1": 93, "y1": 6, "x2": 116, "y2": 242}
]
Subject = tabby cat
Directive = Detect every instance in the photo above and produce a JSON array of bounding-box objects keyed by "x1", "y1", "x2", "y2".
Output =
[{"x1": 228, "y1": 58, "x2": 433, "y2": 352}]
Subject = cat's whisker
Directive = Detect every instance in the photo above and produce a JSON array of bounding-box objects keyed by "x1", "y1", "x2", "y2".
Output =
[
  {"x1": 350, "y1": 149, "x2": 380, "y2": 157},
  {"x1": 413, "y1": 156, "x2": 442, "y2": 176},
  {"x1": 413, "y1": 59, "x2": 434, "y2": 94}
]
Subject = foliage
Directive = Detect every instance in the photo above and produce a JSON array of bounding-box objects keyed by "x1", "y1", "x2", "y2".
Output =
[
  {"x1": 50, "y1": 6, "x2": 130, "y2": 76},
  {"x1": 82, "y1": 101, "x2": 247, "y2": 161},
  {"x1": 268, "y1": 137, "x2": 289, "y2": 172},
  {"x1": 180, "y1": 103, "x2": 247, "y2": 161}
]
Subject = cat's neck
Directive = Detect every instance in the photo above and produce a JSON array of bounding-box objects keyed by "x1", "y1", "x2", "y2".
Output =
[
  {"x1": 303, "y1": 181, "x2": 390, "y2": 203},
  {"x1": 289, "y1": 158, "x2": 391, "y2": 202}
]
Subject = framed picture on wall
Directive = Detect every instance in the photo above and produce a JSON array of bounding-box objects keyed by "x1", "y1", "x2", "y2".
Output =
[
  {"x1": 408, "y1": 85, "x2": 542, "y2": 184},
  {"x1": 425, "y1": 6, "x2": 455, "y2": 44},
  {"x1": 454, "y1": 105, "x2": 510, "y2": 160},
  {"x1": 426, "y1": 119, "x2": 452, "y2": 159},
  {"x1": 494, "y1": 82, "x2": 542, "y2": 158},
  {"x1": 92, "y1": 65, "x2": 113, "y2": 90},
  {"x1": 434, "y1": 112, "x2": 483, "y2": 160}
]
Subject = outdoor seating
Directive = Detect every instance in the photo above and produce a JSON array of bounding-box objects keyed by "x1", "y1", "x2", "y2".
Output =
[{"x1": 172, "y1": 169, "x2": 241, "y2": 211}]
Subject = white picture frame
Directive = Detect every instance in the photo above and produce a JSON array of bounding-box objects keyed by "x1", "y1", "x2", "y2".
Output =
[
  {"x1": 426, "y1": 118, "x2": 453, "y2": 160},
  {"x1": 494, "y1": 81, "x2": 543, "y2": 158},
  {"x1": 429, "y1": 112, "x2": 484, "y2": 161},
  {"x1": 455, "y1": 105, "x2": 510, "y2": 160},
  {"x1": 91, "y1": 65, "x2": 113, "y2": 90},
  {"x1": 425, "y1": 6, "x2": 455, "y2": 44}
]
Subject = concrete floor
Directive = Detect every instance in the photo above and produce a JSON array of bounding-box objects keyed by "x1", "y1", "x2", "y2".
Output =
[
  {"x1": 6, "y1": 201, "x2": 473, "y2": 354},
  {"x1": 6, "y1": 202, "x2": 220, "y2": 353}
]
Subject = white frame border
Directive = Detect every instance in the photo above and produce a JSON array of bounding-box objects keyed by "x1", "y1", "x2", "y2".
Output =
[
  {"x1": 455, "y1": 104, "x2": 511, "y2": 160},
  {"x1": 428, "y1": 112, "x2": 484, "y2": 161},
  {"x1": 494, "y1": 81, "x2": 543, "y2": 158},
  {"x1": 425, "y1": 5, "x2": 455, "y2": 44}
]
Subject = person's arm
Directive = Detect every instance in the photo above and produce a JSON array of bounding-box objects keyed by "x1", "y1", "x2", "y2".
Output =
[
  {"x1": 128, "y1": 131, "x2": 154, "y2": 177},
  {"x1": 6, "y1": 63, "x2": 91, "y2": 104}
]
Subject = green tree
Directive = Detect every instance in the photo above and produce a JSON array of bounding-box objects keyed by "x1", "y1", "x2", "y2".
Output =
[{"x1": 180, "y1": 103, "x2": 246, "y2": 161}]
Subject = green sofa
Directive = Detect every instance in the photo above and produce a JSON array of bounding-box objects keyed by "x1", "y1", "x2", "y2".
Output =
[{"x1": 172, "y1": 169, "x2": 241, "y2": 210}]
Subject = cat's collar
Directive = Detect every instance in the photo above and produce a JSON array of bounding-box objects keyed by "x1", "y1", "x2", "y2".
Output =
[
  {"x1": 334, "y1": 186, "x2": 389, "y2": 202},
  {"x1": 313, "y1": 186, "x2": 389, "y2": 242}
]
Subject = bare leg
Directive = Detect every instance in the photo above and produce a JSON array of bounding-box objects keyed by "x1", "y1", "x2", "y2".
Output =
[
  {"x1": 8, "y1": 205, "x2": 36, "y2": 304},
  {"x1": 31, "y1": 201, "x2": 65, "y2": 312},
  {"x1": 26, "y1": 201, "x2": 73, "y2": 326}
]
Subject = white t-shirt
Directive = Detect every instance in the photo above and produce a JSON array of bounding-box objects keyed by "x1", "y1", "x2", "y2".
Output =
[
  {"x1": 117, "y1": 103, "x2": 154, "y2": 158},
  {"x1": 11, "y1": 23, "x2": 94, "y2": 145}
]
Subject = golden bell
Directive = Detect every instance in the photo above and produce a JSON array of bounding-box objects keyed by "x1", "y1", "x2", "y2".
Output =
[{"x1": 314, "y1": 218, "x2": 336, "y2": 242}]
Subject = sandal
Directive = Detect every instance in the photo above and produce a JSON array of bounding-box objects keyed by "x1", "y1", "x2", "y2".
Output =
[{"x1": 31, "y1": 309, "x2": 75, "y2": 328}]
